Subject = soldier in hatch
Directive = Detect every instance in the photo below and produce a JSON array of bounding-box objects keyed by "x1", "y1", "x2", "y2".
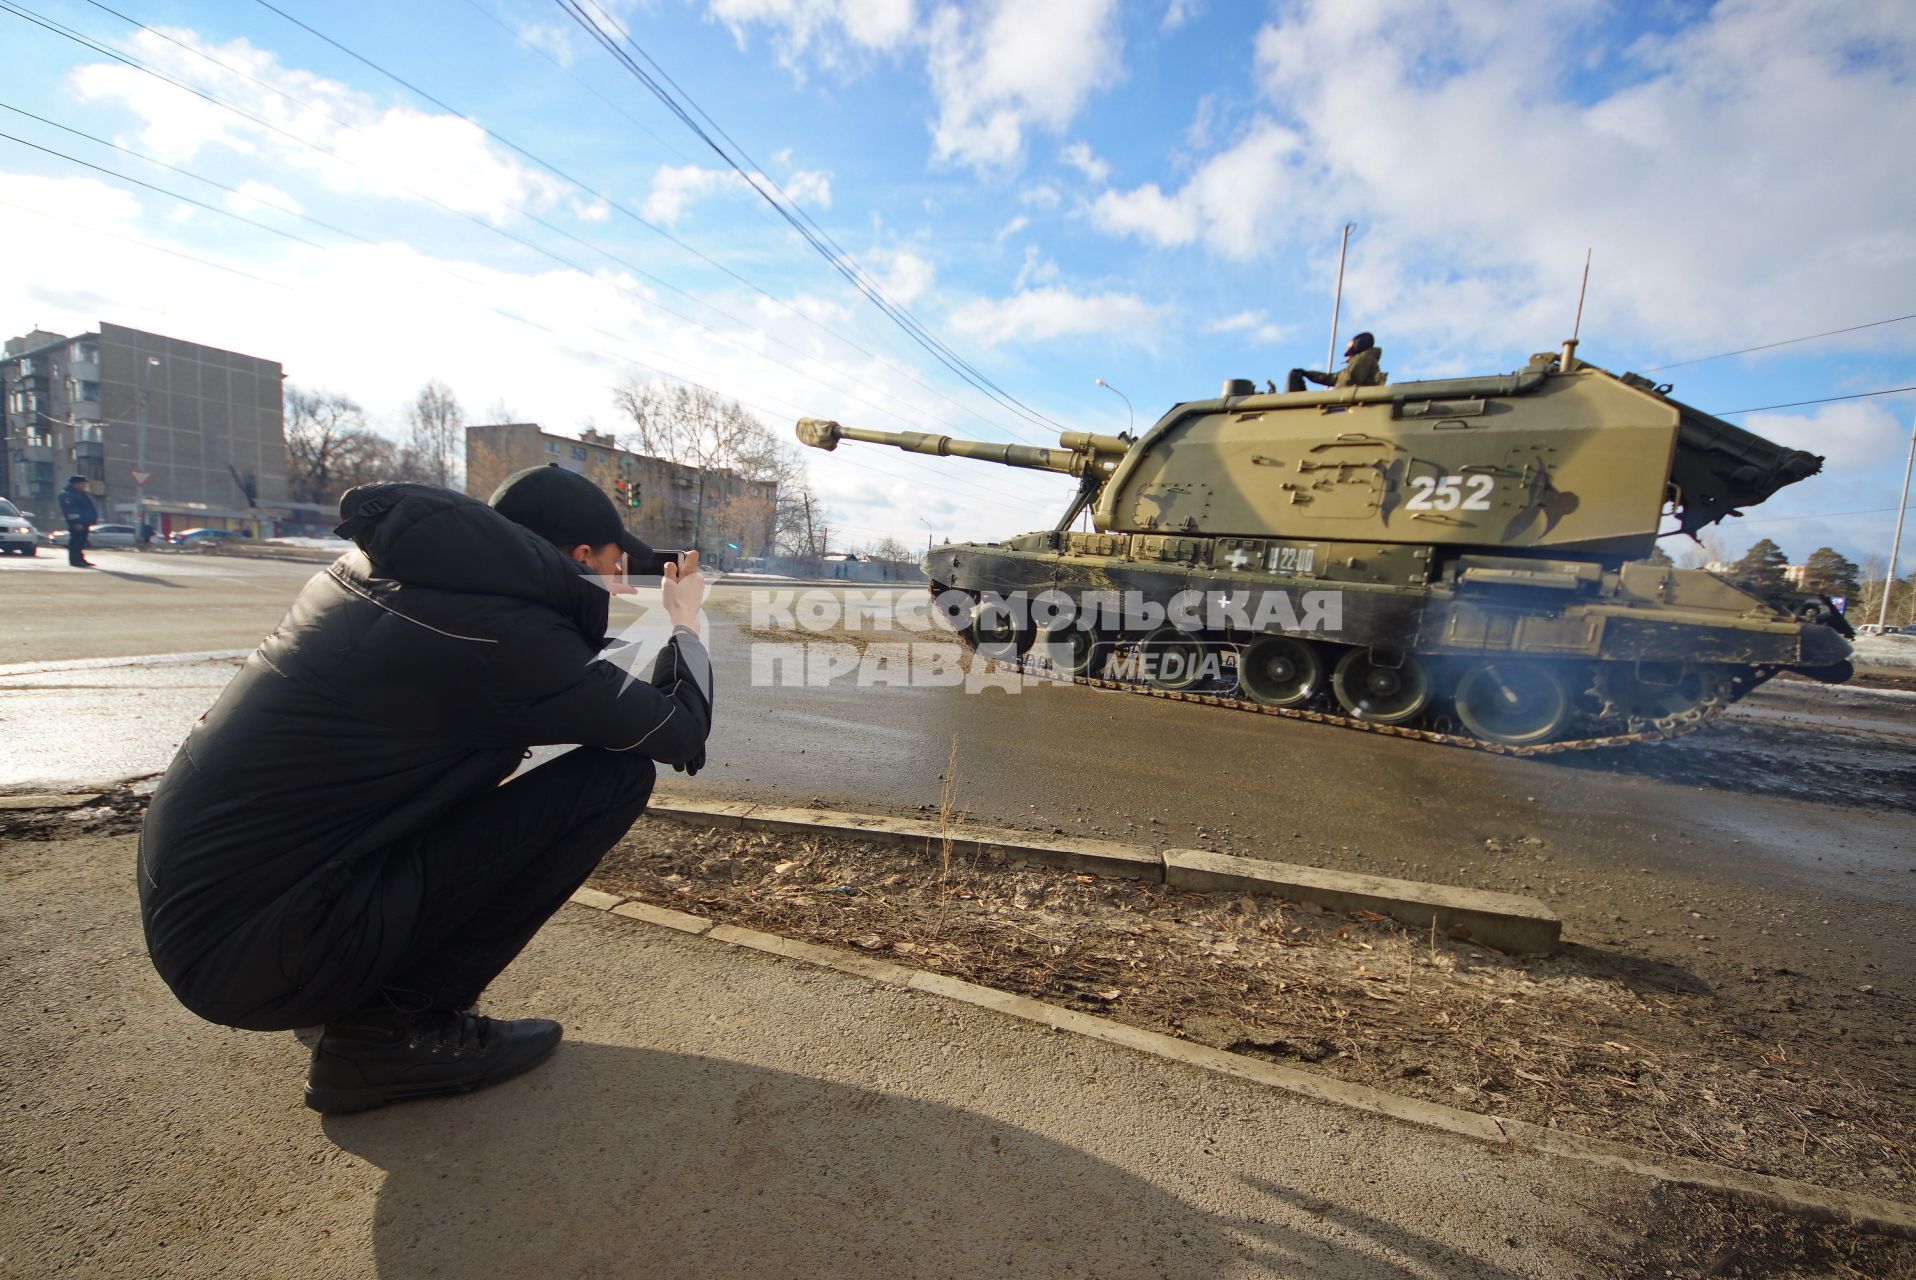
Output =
[{"x1": 1286, "y1": 332, "x2": 1384, "y2": 393}]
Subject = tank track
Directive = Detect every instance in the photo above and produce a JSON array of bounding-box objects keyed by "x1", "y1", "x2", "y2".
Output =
[{"x1": 999, "y1": 649, "x2": 1732, "y2": 757}]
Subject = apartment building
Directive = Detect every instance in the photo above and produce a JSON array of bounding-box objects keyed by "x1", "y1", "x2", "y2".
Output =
[
  {"x1": 465, "y1": 422, "x2": 777, "y2": 565},
  {"x1": 1, "y1": 322, "x2": 289, "y2": 535}
]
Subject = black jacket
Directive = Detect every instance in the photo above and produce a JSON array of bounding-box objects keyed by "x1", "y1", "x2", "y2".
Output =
[
  {"x1": 138, "y1": 483, "x2": 712, "y2": 1011},
  {"x1": 57, "y1": 486, "x2": 97, "y2": 526}
]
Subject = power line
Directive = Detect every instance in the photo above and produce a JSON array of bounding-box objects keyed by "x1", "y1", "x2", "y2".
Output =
[
  {"x1": 61, "y1": 0, "x2": 1016, "y2": 450},
  {"x1": 0, "y1": 12, "x2": 1049, "y2": 511},
  {"x1": 0, "y1": 132, "x2": 1044, "y2": 516},
  {"x1": 1643, "y1": 312, "x2": 1916, "y2": 372},
  {"x1": 1733, "y1": 502, "x2": 1916, "y2": 527},
  {"x1": 233, "y1": 0, "x2": 1044, "y2": 446},
  {"x1": 452, "y1": 0, "x2": 693, "y2": 166},
  {"x1": 552, "y1": 0, "x2": 1066, "y2": 439},
  {"x1": 0, "y1": 195, "x2": 290, "y2": 288},
  {"x1": 1713, "y1": 384, "x2": 1916, "y2": 417}
]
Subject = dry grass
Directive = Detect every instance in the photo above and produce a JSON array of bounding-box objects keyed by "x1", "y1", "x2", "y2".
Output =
[{"x1": 594, "y1": 816, "x2": 1916, "y2": 1201}]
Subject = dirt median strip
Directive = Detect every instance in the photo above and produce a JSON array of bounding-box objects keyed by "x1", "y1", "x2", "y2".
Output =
[
  {"x1": 648, "y1": 795, "x2": 1560, "y2": 954},
  {"x1": 562, "y1": 884, "x2": 1916, "y2": 1240}
]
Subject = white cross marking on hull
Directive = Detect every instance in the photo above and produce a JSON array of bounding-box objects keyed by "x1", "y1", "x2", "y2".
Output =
[{"x1": 1224, "y1": 547, "x2": 1252, "y2": 571}]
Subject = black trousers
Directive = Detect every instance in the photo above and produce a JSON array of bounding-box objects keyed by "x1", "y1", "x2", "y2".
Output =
[
  {"x1": 259, "y1": 747, "x2": 654, "y2": 1027},
  {"x1": 66, "y1": 522, "x2": 90, "y2": 565}
]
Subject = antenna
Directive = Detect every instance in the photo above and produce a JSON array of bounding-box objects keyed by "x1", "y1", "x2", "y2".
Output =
[
  {"x1": 1572, "y1": 247, "x2": 1591, "y2": 341},
  {"x1": 1563, "y1": 248, "x2": 1591, "y2": 372},
  {"x1": 1327, "y1": 223, "x2": 1354, "y2": 373}
]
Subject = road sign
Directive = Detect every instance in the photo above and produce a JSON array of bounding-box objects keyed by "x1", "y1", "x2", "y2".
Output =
[{"x1": 131, "y1": 470, "x2": 152, "y2": 486}]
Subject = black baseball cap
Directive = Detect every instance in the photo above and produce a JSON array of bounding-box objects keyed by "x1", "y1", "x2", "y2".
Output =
[{"x1": 489, "y1": 463, "x2": 657, "y2": 566}]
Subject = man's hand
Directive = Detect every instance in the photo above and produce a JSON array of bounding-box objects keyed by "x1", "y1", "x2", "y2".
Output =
[{"x1": 662, "y1": 550, "x2": 705, "y2": 634}]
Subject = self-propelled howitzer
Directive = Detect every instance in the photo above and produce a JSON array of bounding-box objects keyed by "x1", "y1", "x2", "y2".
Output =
[{"x1": 795, "y1": 346, "x2": 1853, "y2": 749}]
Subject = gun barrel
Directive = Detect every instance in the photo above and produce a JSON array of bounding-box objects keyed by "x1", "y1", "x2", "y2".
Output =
[{"x1": 795, "y1": 418, "x2": 1126, "y2": 476}]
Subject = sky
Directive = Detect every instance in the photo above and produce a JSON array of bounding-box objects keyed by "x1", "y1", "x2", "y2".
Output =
[{"x1": 0, "y1": 0, "x2": 1912, "y2": 564}]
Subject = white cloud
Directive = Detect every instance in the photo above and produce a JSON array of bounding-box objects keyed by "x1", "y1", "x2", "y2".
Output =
[
  {"x1": 781, "y1": 168, "x2": 833, "y2": 210},
  {"x1": 1742, "y1": 401, "x2": 1910, "y2": 475},
  {"x1": 1059, "y1": 140, "x2": 1110, "y2": 184},
  {"x1": 517, "y1": 21, "x2": 575, "y2": 67},
  {"x1": 642, "y1": 162, "x2": 831, "y2": 224},
  {"x1": 856, "y1": 246, "x2": 936, "y2": 305},
  {"x1": 69, "y1": 28, "x2": 569, "y2": 226},
  {"x1": 1090, "y1": 118, "x2": 1301, "y2": 258},
  {"x1": 1206, "y1": 309, "x2": 1290, "y2": 344},
  {"x1": 947, "y1": 285, "x2": 1160, "y2": 348},
  {"x1": 926, "y1": 0, "x2": 1122, "y2": 173},
  {"x1": 1013, "y1": 245, "x2": 1057, "y2": 290},
  {"x1": 1208, "y1": 0, "x2": 1916, "y2": 357},
  {"x1": 224, "y1": 180, "x2": 299, "y2": 217},
  {"x1": 1162, "y1": 0, "x2": 1200, "y2": 32},
  {"x1": 992, "y1": 214, "x2": 1029, "y2": 245},
  {"x1": 1020, "y1": 184, "x2": 1062, "y2": 209},
  {"x1": 708, "y1": 0, "x2": 918, "y2": 68},
  {"x1": 0, "y1": 162, "x2": 1071, "y2": 548}
]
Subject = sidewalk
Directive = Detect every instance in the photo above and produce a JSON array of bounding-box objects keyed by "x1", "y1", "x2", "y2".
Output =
[{"x1": 0, "y1": 832, "x2": 1879, "y2": 1278}]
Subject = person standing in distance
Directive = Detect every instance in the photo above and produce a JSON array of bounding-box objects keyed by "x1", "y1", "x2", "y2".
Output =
[
  {"x1": 138, "y1": 465, "x2": 713, "y2": 1114},
  {"x1": 57, "y1": 474, "x2": 97, "y2": 568}
]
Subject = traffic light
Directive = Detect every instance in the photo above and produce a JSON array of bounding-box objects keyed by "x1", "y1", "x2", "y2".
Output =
[{"x1": 612, "y1": 479, "x2": 640, "y2": 508}]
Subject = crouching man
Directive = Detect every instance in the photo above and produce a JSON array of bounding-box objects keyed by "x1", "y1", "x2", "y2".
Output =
[{"x1": 138, "y1": 465, "x2": 713, "y2": 1114}]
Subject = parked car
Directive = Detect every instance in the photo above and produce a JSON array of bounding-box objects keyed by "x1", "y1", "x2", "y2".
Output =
[
  {"x1": 47, "y1": 522, "x2": 142, "y2": 548},
  {"x1": 169, "y1": 528, "x2": 252, "y2": 545},
  {"x1": 0, "y1": 498, "x2": 40, "y2": 555}
]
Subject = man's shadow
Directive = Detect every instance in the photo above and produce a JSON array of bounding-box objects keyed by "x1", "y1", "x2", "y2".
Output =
[
  {"x1": 91, "y1": 568, "x2": 186, "y2": 588},
  {"x1": 324, "y1": 1042, "x2": 1531, "y2": 1279}
]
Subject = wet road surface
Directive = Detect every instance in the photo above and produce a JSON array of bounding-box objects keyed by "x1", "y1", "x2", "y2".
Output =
[{"x1": 4, "y1": 549, "x2": 1912, "y2": 1014}]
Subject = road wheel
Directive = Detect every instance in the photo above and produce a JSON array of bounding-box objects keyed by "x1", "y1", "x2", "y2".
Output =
[
  {"x1": 1140, "y1": 624, "x2": 1208, "y2": 691},
  {"x1": 1452, "y1": 660, "x2": 1573, "y2": 745},
  {"x1": 1237, "y1": 635, "x2": 1324, "y2": 707},
  {"x1": 966, "y1": 597, "x2": 1034, "y2": 663},
  {"x1": 1593, "y1": 662, "x2": 1730, "y2": 734},
  {"x1": 1037, "y1": 623, "x2": 1110, "y2": 676},
  {"x1": 1331, "y1": 649, "x2": 1431, "y2": 724}
]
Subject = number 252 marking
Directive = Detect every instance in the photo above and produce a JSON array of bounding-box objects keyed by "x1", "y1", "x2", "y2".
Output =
[{"x1": 1405, "y1": 474, "x2": 1493, "y2": 512}]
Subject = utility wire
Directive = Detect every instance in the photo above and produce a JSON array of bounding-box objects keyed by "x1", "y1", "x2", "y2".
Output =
[
  {"x1": 0, "y1": 195, "x2": 290, "y2": 288},
  {"x1": 0, "y1": 9, "x2": 1048, "y2": 511},
  {"x1": 0, "y1": 130, "x2": 1043, "y2": 514},
  {"x1": 452, "y1": 0, "x2": 693, "y2": 166},
  {"x1": 238, "y1": 0, "x2": 1046, "y2": 445},
  {"x1": 1713, "y1": 385, "x2": 1916, "y2": 417},
  {"x1": 553, "y1": 0, "x2": 1066, "y2": 438},
  {"x1": 1644, "y1": 312, "x2": 1916, "y2": 372},
  {"x1": 68, "y1": 0, "x2": 1017, "y2": 449}
]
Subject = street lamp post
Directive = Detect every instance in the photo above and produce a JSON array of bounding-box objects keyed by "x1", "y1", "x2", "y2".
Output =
[
  {"x1": 919, "y1": 517, "x2": 935, "y2": 556},
  {"x1": 1093, "y1": 378, "x2": 1133, "y2": 434},
  {"x1": 134, "y1": 356, "x2": 158, "y2": 536},
  {"x1": 1879, "y1": 416, "x2": 1916, "y2": 631}
]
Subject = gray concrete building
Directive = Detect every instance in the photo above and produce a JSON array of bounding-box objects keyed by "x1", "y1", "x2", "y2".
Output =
[
  {"x1": 466, "y1": 422, "x2": 777, "y2": 567},
  {"x1": 2, "y1": 322, "x2": 289, "y2": 536}
]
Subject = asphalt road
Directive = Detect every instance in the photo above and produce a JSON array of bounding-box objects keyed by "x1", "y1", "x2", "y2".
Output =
[{"x1": 3, "y1": 548, "x2": 1913, "y2": 1030}]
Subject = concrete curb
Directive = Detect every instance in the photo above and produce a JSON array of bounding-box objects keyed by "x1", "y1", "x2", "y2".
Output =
[
  {"x1": 647, "y1": 795, "x2": 1558, "y2": 954},
  {"x1": 564, "y1": 885, "x2": 1916, "y2": 1240}
]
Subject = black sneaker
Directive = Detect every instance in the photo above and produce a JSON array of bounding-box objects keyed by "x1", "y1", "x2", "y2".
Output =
[{"x1": 304, "y1": 1007, "x2": 563, "y2": 1115}]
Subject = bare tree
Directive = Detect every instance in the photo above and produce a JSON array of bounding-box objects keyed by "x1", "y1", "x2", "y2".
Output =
[
  {"x1": 406, "y1": 380, "x2": 465, "y2": 488},
  {"x1": 611, "y1": 376, "x2": 829, "y2": 558},
  {"x1": 285, "y1": 386, "x2": 395, "y2": 504}
]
